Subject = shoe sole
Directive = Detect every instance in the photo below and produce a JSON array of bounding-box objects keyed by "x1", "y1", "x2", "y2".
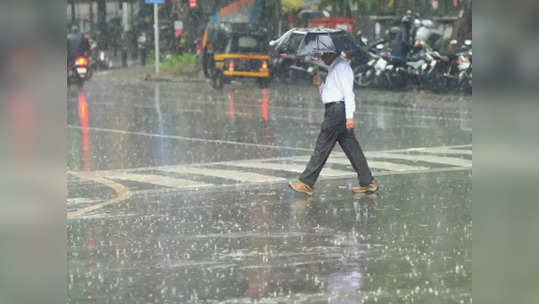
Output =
[{"x1": 288, "y1": 182, "x2": 314, "y2": 196}]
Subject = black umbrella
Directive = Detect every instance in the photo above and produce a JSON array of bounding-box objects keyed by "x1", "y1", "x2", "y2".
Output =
[{"x1": 269, "y1": 28, "x2": 359, "y2": 57}]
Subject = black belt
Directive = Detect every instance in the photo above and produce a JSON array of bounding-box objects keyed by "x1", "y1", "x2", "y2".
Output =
[{"x1": 325, "y1": 100, "x2": 344, "y2": 109}]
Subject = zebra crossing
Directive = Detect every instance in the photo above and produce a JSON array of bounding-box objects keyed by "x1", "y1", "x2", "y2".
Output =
[{"x1": 70, "y1": 144, "x2": 471, "y2": 195}]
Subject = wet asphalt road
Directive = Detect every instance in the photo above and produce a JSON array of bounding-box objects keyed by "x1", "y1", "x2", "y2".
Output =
[{"x1": 67, "y1": 74, "x2": 472, "y2": 303}]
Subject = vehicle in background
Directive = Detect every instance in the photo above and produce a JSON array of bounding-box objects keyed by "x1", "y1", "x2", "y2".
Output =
[
  {"x1": 446, "y1": 39, "x2": 472, "y2": 93},
  {"x1": 307, "y1": 17, "x2": 355, "y2": 34},
  {"x1": 202, "y1": 23, "x2": 271, "y2": 89},
  {"x1": 68, "y1": 55, "x2": 91, "y2": 88}
]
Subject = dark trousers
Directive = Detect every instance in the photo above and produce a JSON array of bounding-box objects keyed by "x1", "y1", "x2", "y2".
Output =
[{"x1": 299, "y1": 102, "x2": 373, "y2": 187}]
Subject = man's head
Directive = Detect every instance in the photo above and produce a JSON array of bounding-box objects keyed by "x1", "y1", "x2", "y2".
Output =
[{"x1": 321, "y1": 52, "x2": 338, "y2": 65}]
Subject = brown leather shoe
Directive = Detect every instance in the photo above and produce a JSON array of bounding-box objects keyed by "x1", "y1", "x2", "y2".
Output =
[
  {"x1": 351, "y1": 179, "x2": 378, "y2": 193},
  {"x1": 288, "y1": 181, "x2": 314, "y2": 196}
]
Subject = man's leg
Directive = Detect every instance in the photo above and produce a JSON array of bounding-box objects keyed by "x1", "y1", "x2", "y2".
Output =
[
  {"x1": 298, "y1": 124, "x2": 340, "y2": 188},
  {"x1": 338, "y1": 129, "x2": 373, "y2": 186}
]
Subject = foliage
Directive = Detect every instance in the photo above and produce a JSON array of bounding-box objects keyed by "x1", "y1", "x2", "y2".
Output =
[
  {"x1": 354, "y1": 0, "x2": 378, "y2": 11},
  {"x1": 160, "y1": 53, "x2": 197, "y2": 73}
]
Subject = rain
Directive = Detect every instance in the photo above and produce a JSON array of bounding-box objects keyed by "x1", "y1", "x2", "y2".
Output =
[{"x1": 66, "y1": 0, "x2": 471, "y2": 303}]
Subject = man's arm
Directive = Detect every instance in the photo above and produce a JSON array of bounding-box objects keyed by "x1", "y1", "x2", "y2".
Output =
[{"x1": 337, "y1": 63, "x2": 356, "y2": 129}]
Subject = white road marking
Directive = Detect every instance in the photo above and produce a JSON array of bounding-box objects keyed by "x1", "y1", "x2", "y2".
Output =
[
  {"x1": 291, "y1": 153, "x2": 429, "y2": 172},
  {"x1": 125, "y1": 167, "x2": 473, "y2": 199},
  {"x1": 68, "y1": 144, "x2": 472, "y2": 218},
  {"x1": 160, "y1": 166, "x2": 285, "y2": 183},
  {"x1": 406, "y1": 146, "x2": 472, "y2": 156},
  {"x1": 224, "y1": 160, "x2": 354, "y2": 177},
  {"x1": 365, "y1": 152, "x2": 472, "y2": 167},
  {"x1": 332, "y1": 158, "x2": 429, "y2": 172},
  {"x1": 97, "y1": 172, "x2": 210, "y2": 189}
]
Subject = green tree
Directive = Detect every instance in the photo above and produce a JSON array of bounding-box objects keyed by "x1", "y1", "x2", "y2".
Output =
[{"x1": 354, "y1": 0, "x2": 378, "y2": 12}]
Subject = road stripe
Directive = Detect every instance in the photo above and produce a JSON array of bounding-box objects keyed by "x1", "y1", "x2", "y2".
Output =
[
  {"x1": 406, "y1": 146, "x2": 472, "y2": 155},
  {"x1": 328, "y1": 158, "x2": 429, "y2": 172},
  {"x1": 159, "y1": 166, "x2": 285, "y2": 183},
  {"x1": 67, "y1": 144, "x2": 472, "y2": 219},
  {"x1": 97, "y1": 172, "x2": 210, "y2": 189},
  {"x1": 113, "y1": 167, "x2": 473, "y2": 200},
  {"x1": 67, "y1": 172, "x2": 132, "y2": 219},
  {"x1": 224, "y1": 160, "x2": 353, "y2": 177},
  {"x1": 289, "y1": 154, "x2": 429, "y2": 172},
  {"x1": 365, "y1": 152, "x2": 472, "y2": 167},
  {"x1": 67, "y1": 144, "x2": 471, "y2": 175}
]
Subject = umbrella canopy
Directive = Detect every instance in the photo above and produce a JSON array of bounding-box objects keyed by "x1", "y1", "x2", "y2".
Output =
[{"x1": 269, "y1": 28, "x2": 359, "y2": 57}]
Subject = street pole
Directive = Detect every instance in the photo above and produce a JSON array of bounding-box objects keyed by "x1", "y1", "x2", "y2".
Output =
[
  {"x1": 154, "y1": 3, "x2": 160, "y2": 74},
  {"x1": 70, "y1": 0, "x2": 76, "y2": 24}
]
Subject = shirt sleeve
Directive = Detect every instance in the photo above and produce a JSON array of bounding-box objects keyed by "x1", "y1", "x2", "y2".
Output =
[{"x1": 337, "y1": 62, "x2": 356, "y2": 119}]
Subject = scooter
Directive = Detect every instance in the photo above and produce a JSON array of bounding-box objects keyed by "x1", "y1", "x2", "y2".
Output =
[
  {"x1": 452, "y1": 40, "x2": 472, "y2": 93},
  {"x1": 353, "y1": 42, "x2": 387, "y2": 88},
  {"x1": 68, "y1": 55, "x2": 91, "y2": 88}
]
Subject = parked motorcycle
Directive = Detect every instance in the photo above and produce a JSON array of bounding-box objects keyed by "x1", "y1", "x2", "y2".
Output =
[
  {"x1": 350, "y1": 14, "x2": 472, "y2": 94},
  {"x1": 382, "y1": 51, "x2": 409, "y2": 90},
  {"x1": 353, "y1": 43, "x2": 385, "y2": 88},
  {"x1": 357, "y1": 43, "x2": 409, "y2": 90},
  {"x1": 446, "y1": 40, "x2": 472, "y2": 93}
]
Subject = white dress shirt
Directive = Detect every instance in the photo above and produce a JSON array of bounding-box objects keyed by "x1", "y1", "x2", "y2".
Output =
[{"x1": 319, "y1": 56, "x2": 356, "y2": 119}]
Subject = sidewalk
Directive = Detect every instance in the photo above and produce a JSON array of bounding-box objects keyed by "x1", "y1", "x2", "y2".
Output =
[
  {"x1": 94, "y1": 64, "x2": 206, "y2": 83},
  {"x1": 95, "y1": 52, "x2": 207, "y2": 84}
]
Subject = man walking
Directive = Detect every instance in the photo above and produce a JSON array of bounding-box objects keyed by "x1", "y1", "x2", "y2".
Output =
[{"x1": 289, "y1": 52, "x2": 378, "y2": 196}]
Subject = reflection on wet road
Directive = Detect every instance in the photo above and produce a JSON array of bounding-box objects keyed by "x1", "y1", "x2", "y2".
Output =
[{"x1": 67, "y1": 78, "x2": 471, "y2": 303}]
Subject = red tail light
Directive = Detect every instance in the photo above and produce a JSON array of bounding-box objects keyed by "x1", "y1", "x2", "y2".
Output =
[
  {"x1": 279, "y1": 53, "x2": 285, "y2": 58},
  {"x1": 293, "y1": 60, "x2": 297, "y2": 66},
  {"x1": 228, "y1": 60, "x2": 235, "y2": 71},
  {"x1": 261, "y1": 61, "x2": 268, "y2": 70},
  {"x1": 76, "y1": 57, "x2": 88, "y2": 67},
  {"x1": 456, "y1": 60, "x2": 461, "y2": 65}
]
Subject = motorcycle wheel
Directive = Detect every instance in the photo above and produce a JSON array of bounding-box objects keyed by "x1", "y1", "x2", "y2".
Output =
[
  {"x1": 211, "y1": 71, "x2": 224, "y2": 90},
  {"x1": 354, "y1": 66, "x2": 374, "y2": 88},
  {"x1": 427, "y1": 68, "x2": 447, "y2": 93},
  {"x1": 464, "y1": 70, "x2": 472, "y2": 94}
]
